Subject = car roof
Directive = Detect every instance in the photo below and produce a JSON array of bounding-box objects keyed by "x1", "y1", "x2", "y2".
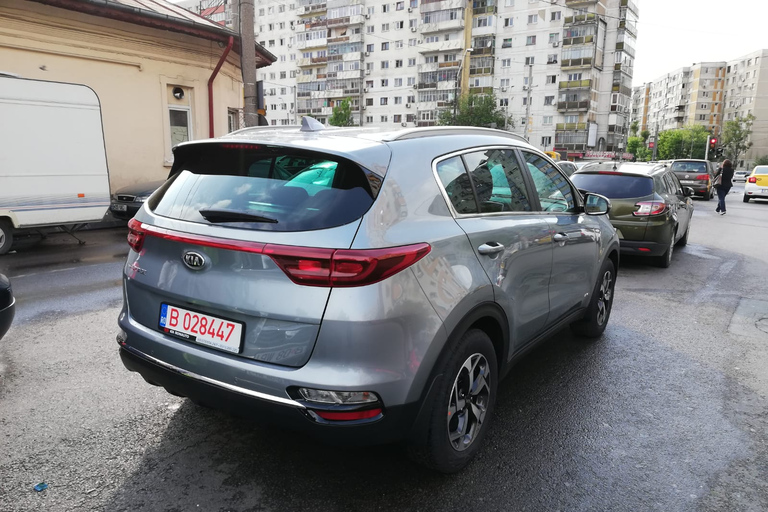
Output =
[
  {"x1": 173, "y1": 118, "x2": 539, "y2": 177},
  {"x1": 575, "y1": 161, "x2": 667, "y2": 176}
]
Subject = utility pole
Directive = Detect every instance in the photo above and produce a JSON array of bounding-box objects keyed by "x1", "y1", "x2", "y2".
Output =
[
  {"x1": 652, "y1": 123, "x2": 659, "y2": 161},
  {"x1": 237, "y1": 0, "x2": 258, "y2": 127},
  {"x1": 524, "y1": 64, "x2": 532, "y2": 141},
  {"x1": 704, "y1": 132, "x2": 711, "y2": 160}
]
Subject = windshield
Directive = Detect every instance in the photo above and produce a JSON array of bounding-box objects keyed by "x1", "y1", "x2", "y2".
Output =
[
  {"x1": 570, "y1": 173, "x2": 654, "y2": 199},
  {"x1": 150, "y1": 145, "x2": 377, "y2": 232},
  {"x1": 670, "y1": 161, "x2": 708, "y2": 174}
]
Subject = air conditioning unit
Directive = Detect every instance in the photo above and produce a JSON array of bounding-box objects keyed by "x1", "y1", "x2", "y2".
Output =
[
  {"x1": 287, "y1": 43, "x2": 292, "y2": 47},
  {"x1": 290, "y1": 25, "x2": 295, "y2": 30},
  {"x1": 289, "y1": 110, "x2": 295, "y2": 114},
  {"x1": 401, "y1": 122, "x2": 408, "y2": 127},
  {"x1": 406, "y1": 103, "x2": 411, "y2": 108},
  {"x1": 552, "y1": 41, "x2": 559, "y2": 47},
  {"x1": 362, "y1": 105, "x2": 367, "y2": 110},
  {"x1": 501, "y1": 87, "x2": 507, "y2": 92},
  {"x1": 365, "y1": 69, "x2": 371, "y2": 75},
  {"x1": 364, "y1": 87, "x2": 369, "y2": 92},
  {"x1": 407, "y1": 7, "x2": 413, "y2": 12},
  {"x1": 364, "y1": 51, "x2": 370, "y2": 56},
  {"x1": 410, "y1": 27, "x2": 417, "y2": 32},
  {"x1": 364, "y1": 13, "x2": 371, "y2": 19},
  {"x1": 412, "y1": 84, "x2": 418, "y2": 89}
]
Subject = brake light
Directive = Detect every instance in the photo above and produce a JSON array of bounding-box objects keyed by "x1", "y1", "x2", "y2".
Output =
[
  {"x1": 748, "y1": 176, "x2": 757, "y2": 183},
  {"x1": 633, "y1": 201, "x2": 668, "y2": 216},
  {"x1": 220, "y1": 143, "x2": 261, "y2": 150},
  {"x1": 265, "y1": 243, "x2": 431, "y2": 287},
  {"x1": 598, "y1": 171, "x2": 622, "y2": 175},
  {"x1": 695, "y1": 174, "x2": 710, "y2": 180},
  {"x1": 313, "y1": 408, "x2": 383, "y2": 421},
  {"x1": 127, "y1": 218, "x2": 145, "y2": 252}
]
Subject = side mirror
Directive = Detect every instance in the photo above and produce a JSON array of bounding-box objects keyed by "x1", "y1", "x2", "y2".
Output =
[
  {"x1": 683, "y1": 187, "x2": 695, "y2": 197},
  {"x1": 584, "y1": 193, "x2": 611, "y2": 216}
]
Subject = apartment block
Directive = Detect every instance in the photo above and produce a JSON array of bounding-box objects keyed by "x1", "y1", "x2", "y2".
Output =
[
  {"x1": 723, "y1": 49, "x2": 768, "y2": 168},
  {"x1": 181, "y1": 0, "x2": 638, "y2": 157}
]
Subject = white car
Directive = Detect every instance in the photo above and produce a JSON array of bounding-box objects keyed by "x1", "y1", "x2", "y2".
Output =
[
  {"x1": 733, "y1": 169, "x2": 750, "y2": 182},
  {"x1": 743, "y1": 165, "x2": 768, "y2": 202}
]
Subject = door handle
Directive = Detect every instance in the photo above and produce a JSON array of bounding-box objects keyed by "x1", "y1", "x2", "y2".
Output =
[
  {"x1": 553, "y1": 233, "x2": 570, "y2": 242},
  {"x1": 478, "y1": 242, "x2": 505, "y2": 255}
]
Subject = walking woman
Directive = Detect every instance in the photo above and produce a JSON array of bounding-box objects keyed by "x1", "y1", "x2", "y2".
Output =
[{"x1": 715, "y1": 159, "x2": 734, "y2": 215}]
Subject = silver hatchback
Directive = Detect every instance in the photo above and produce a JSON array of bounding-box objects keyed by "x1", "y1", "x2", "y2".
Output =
[{"x1": 117, "y1": 121, "x2": 619, "y2": 472}]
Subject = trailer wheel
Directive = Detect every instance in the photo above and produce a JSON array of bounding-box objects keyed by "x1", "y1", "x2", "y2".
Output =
[{"x1": 0, "y1": 219, "x2": 13, "y2": 255}]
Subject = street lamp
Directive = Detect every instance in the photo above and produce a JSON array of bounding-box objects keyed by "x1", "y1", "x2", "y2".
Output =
[{"x1": 454, "y1": 48, "x2": 474, "y2": 122}]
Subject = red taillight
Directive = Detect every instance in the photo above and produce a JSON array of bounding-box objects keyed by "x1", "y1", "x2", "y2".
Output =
[
  {"x1": 219, "y1": 143, "x2": 261, "y2": 150},
  {"x1": 748, "y1": 176, "x2": 757, "y2": 183},
  {"x1": 313, "y1": 408, "x2": 383, "y2": 421},
  {"x1": 633, "y1": 201, "x2": 668, "y2": 216},
  {"x1": 638, "y1": 247, "x2": 651, "y2": 252},
  {"x1": 598, "y1": 171, "x2": 622, "y2": 175},
  {"x1": 695, "y1": 174, "x2": 710, "y2": 181},
  {"x1": 264, "y1": 243, "x2": 431, "y2": 287},
  {"x1": 127, "y1": 218, "x2": 145, "y2": 252}
]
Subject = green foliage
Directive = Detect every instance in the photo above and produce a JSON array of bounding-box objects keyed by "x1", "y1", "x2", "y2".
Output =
[
  {"x1": 626, "y1": 136, "x2": 650, "y2": 161},
  {"x1": 640, "y1": 130, "x2": 650, "y2": 142},
  {"x1": 720, "y1": 114, "x2": 755, "y2": 163},
  {"x1": 328, "y1": 98, "x2": 354, "y2": 127},
  {"x1": 754, "y1": 155, "x2": 768, "y2": 166},
  {"x1": 438, "y1": 93, "x2": 513, "y2": 129},
  {"x1": 656, "y1": 125, "x2": 710, "y2": 160},
  {"x1": 630, "y1": 120, "x2": 639, "y2": 137}
]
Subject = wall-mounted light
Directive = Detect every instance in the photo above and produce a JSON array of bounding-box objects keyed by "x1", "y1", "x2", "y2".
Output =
[{"x1": 173, "y1": 87, "x2": 185, "y2": 100}]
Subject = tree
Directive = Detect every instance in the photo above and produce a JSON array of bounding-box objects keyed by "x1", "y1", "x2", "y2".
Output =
[
  {"x1": 656, "y1": 125, "x2": 710, "y2": 160},
  {"x1": 328, "y1": 98, "x2": 354, "y2": 127},
  {"x1": 720, "y1": 114, "x2": 755, "y2": 164},
  {"x1": 754, "y1": 155, "x2": 768, "y2": 166},
  {"x1": 438, "y1": 93, "x2": 513, "y2": 129},
  {"x1": 630, "y1": 120, "x2": 639, "y2": 137},
  {"x1": 640, "y1": 129, "x2": 650, "y2": 142},
  {"x1": 626, "y1": 136, "x2": 650, "y2": 161}
]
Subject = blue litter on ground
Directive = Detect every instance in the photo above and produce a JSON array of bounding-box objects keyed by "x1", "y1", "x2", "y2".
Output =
[{"x1": 34, "y1": 482, "x2": 48, "y2": 492}]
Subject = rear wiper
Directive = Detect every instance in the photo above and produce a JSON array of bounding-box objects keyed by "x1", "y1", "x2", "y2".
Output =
[{"x1": 199, "y1": 208, "x2": 278, "y2": 224}]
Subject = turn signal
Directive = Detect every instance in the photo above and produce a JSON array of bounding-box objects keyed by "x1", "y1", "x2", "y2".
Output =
[
  {"x1": 127, "y1": 218, "x2": 146, "y2": 252},
  {"x1": 633, "y1": 201, "x2": 668, "y2": 216}
]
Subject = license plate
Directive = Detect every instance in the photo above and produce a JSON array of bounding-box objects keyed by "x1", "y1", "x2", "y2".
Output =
[
  {"x1": 159, "y1": 304, "x2": 243, "y2": 354},
  {"x1": 111, "y1": 204, "x2": 128, "y2": 212}
]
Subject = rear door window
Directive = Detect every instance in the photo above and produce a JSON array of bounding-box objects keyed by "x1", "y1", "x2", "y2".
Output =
[
  {"x1": 150, "y1": 144, "x2": 376, "y2": 232},
  {"x1": 570, "y1": 173, "x2": 654, "y2": 199},
  {"x1": 521, "y1": 151, "x2": 576, "y2": 212}
]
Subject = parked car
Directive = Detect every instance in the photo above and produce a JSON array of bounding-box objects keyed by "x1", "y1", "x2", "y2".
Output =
[
  {"x1": 117, "y1": 121, "x2": 619, "y2": 473},
  {"x1": 733, "y1": 169, "x2": 750, "y2": 182},
  {"x1": 571, "y1": 162, "x2": 694, "y2": 268},
  {"x1": 557, "y1": 161, "x2": 578, "y2": 176},
  {"x1": 0, "y1": 273, "x2": 14, "y2": 341},
  {"x1": 743, "y1": 165, "x2": 768, "y2": 202},
  {"x1": 110, "y1": 180, "x2": 165, "y2": 221},
  {"x1": 668, "y1": 159, "x2": 715, "y2": 200}
]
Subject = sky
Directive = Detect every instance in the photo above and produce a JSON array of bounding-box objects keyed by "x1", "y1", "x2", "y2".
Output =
[{"x1": 632, "y1": 0, "x2": 766, "y2": 84}]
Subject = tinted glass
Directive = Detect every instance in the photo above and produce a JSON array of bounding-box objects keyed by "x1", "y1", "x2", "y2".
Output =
[
  {"x1": 151, "y1": 145, "x2": 375, "y2": 232},
  {"x1": 570, "y1": 173, "x2": 654, "y2": 199},
  {"x1": 522, "y1": 151, "x2": 576, "y2": 212},
  {"x1": 463, "y1": 149, "x2": 533, "y2": 213},
  {"x1": 670, "y1": 161, "x2": 708, "y2": 174},
  {"x1": 436, "y1": 156, "x2": 477, "y2": 214},
  {"x1": 664, "y1": 173, "x2": 682, "y2": 195}
]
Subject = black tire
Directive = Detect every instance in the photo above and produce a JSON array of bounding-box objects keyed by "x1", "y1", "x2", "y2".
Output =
[
  {"x1": 743, "y1": 194, "x2": 750, "y2": 203},
  {"x1": 703, "y1": 189, "x2": 711, "y2": 201},
  {"x1": 571, "y1": 259, "x2": 616, "y2": 338},
  {"x1": 677, "y1": 222, "x2": 690, "y2": 247},
  {"x1": 0, "y1": 219, "x2": 13, "y2": 255},
  {"x1": 408, "y1": 329, "x2": 498, "y2": 473},
  {"x1": 655, "y1": 230, "x2": 675, "y2": 268}
]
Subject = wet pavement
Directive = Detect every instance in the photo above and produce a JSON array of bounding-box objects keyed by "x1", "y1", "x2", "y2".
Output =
[{"x1": 1, "y1": 189, "x2": 767, "y2": 511}]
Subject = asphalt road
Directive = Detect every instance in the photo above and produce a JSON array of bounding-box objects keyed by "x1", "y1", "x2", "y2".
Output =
[{"x1": 1, "y1": 186, "x2": 767, "y2": 512}]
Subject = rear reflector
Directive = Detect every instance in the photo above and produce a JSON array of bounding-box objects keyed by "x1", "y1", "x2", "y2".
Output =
[
  {"x1": 638, "y1": 247, "x2": 651, "y2": 252},
  {"x1": 633, "y1": 201, "x2": 668, "y2": 216},
  {"x1": 313, "y1": 408, "x2": 383, "y2": 421},
  {"x1": 128, "y1": 221, "x2": 430, "y2": 287}
]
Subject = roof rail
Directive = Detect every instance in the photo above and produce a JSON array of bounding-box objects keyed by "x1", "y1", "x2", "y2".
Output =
[{"x1": 383, "y1": 126, "x2": 530, "y2": 144}]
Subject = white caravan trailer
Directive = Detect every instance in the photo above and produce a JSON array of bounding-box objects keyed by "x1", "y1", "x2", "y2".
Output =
[{"x1": 0, "y1": 75, "x2": 111, "y2": 254}]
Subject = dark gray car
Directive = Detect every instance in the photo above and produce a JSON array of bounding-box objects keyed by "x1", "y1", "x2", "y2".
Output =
[{"x1": 116, "y1": 121, "x2": 620, "y2": 472}]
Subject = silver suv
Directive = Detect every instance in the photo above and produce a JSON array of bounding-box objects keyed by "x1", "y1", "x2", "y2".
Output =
[{"x1": 117, "y1": 120, "x2": 619, "y2": 472}]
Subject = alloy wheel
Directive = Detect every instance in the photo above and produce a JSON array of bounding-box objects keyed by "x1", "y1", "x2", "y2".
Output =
[
  {"x1": 447, "y1": 353, "x2": 491, "y2": 452},
  {"x1": 596, "y1": 269, "x2": 613, "y2": 326}
]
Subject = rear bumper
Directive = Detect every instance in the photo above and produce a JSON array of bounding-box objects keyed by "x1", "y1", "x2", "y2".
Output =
[
  {"x1": 117, "y1": 328, "x2": 422, "y2": 446},
  {"x1": 0, "y1": 300, "x2": 14, "y2": 341},
  {"x1": 619, "y1": 240, "x2": 667, "y2": 257}
]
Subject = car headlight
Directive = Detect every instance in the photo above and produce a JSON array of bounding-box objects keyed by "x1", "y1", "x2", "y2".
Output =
[{"x1": 135, "y1": 196, "x2": 150, "y2": 203}]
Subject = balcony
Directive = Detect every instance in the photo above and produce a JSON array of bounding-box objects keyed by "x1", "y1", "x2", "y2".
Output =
[
  {"x1": 562, "y1": 35, "x2": 595, "y2": 46},
  {"x1": 559, "y1": 79, "x2": 592, "y2": 89},
  {"x1": 327, "y1": 14, "x2": 365, "y2": 26},
  {"x1": 557, "y1": 100, "x2": 591, "y2": 111},
  {"x1": 417, "y1": 39, "x2": 463, "y2": 53},
  {"x1": 418, "y1": 62, "x2": 439, "y2": 73},
  {"x1": 565, "y1": 0, "x2": 597, "y2": 5},
  {"x1": 469, "y1": 86, "x2": 493, "y2": 94},
  {"x1": 296, "y1": 39, "x2": 328, "y2": 50},
  {"x1": 327, "y1": 33, "x2": 363, "y2": 44},
  {"x1": 620, "y1": 0, "x2": 639, "y2": 15},
  {"x1": 563, "y1": 12, "x2": 597, "y2": 24},
  {"x1": 420, "y1": 18, "x2": 464, "y2": 33},
  {"x1": 472, "y1": 5, "x2": 496, "y2": 15},
  {"x1": 418, "y1": 81, "x2": 437, "y2": 90},
  {"x1": 561, "y1": 57, "x2": 593, "y2": 69},
  {"x1": 470, "y1": 46, "x2": 494, "y2": 56},
  {"x1": 297, "y1": 56, "x2": 328, "y2": 66},
  {"x1": 556, "y1": 122, "x2": 587, "y2": 130},
  {"x1": 469, "y1": 66, "x2": 494, "y2": 75},
  {"x1": 297, "y1": 3, "x2": 327, "y2": 15}
]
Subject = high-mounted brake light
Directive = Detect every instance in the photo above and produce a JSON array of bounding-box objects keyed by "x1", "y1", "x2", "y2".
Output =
[
  {"x1": 127, "y1": 218, "x2": 146, "y2": 253},
  {"x1": 748, "y1": 176, "x2": 757, "y2": 183},
  {"x1": 220, "y1": 143, "x2": 262, "y2": 150},
  {"x1": 633, "y1": 201, "x2": 668, "y2": 216}
]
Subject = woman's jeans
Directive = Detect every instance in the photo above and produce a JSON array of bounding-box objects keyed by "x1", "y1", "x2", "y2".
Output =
[{"x1": 716, "y1": 186, "x2": 730, "y2": 212}]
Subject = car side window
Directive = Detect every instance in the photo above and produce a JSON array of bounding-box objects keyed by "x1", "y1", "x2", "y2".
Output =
[
  {"x1": 463, "y1": 149, "x2": 533, "y2": 213},
  {"x1": 436, "y1": 156, "x2": 477, "y2": 214},
  {"x1": 521, "y1": 151, "x2": 577, "y2": 212},
  {"x1": 664, "y1": 172, "x2": 682, "y2": 195}
]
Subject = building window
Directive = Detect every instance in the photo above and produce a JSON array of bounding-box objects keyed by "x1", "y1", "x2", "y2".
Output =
[
  {"x1": 549, "y1": 32, "x2": 559, "y2": 43},
  {"x1": 409, "y1": 38, "x2": 417, "y2": 46},
  {"x1": 543, "y1": 115, "x2": 553, "y2": 125},
  {"x1": 366, "y1": 116, "x2": 374, "y2": 123},
  {"x1": 502, "y1": 38, "x2": 512, "y2": 48},
  {"x1": 382, "y1": 23, "x2": 390, "y2": 32},
  {"x1": 381, "y1": 61, "x2": 390, "y2": 69},
  {"x1": 394, "y1": 114, "x2": 402, "y2": 122},
  {"x1": 546, "y1": 75, "x2": 557, "y2": 84},
  {"x1": 381, "y1": 79, "x2": 389, "y2": 86},
  {"x1": 499, "y1": 98, "x2": 508, "y2": 106},
  {"x1": 408, "y1": 58, "x2": 416, "y2": 66},
  {"x1": 396, "y1": 40, "x2": 404, "y2": 48},
  {"x1": 504, "y1": 18, "x2": 513, "y2": 27},
  {"x1": 544, "y1": 96, "x2": 554, "y2": 105},
  {"x1": 551, "y1": 11, "x2": 561, "y2": 21},
  {"x1": 366, "y1": 98, "x2": 374, "y2": 106},
  {"x1": 527, "y1": 14, "x2": 537, "y2": 23},
  {"x1": 367, "y1": 26, "x2": 375, "y2": 34},
  {"x1": 407, "y1": 78, "x2": 416, "y2": 86},
  {"x1": 367, "y1": 44, "x2": 374, "y2": 53},
  {"x1": 522, "y1": 97, "x2": 528, "y2": 106},
  {"x1": 500, "y1": 78, "x2": 510, "y2": 87},
  {"x1": 395, "y1": 59, "x2": 403, "y2": 67},
  {"x1": 382, "y1": 4, "x2": 389, "y2": 12},
  {"x1": 395, "y1": 78, "x2": 403, "y2": 86},
  {"x1": 525, "y1": 56, "x2": 535, "y2": 65},
  {"x1": 502, "y1": 59, "x2": 511, "y2": 67},
  {"x1": 396, "y1": 1, "x2": 404, "y2": 9},
  {"x1": 394, "y1": 96, "x2": 403, "y2": 104},
  {"x1": 396, "y1": 21, "x2": 404, "y2": 29},
  {"x1": 381, "y1": 98, "x2": 389, "y2": 105},
  {"x1": 382, "y1": 42, "x2": 390, "y2": 50},
  {"x1": 547, "y1": 54, "x2": 558, "y2": 64},
  {"x1": 526, "y1": 35, "x2": 536, "y2": 45},
  {"x1": 381, "y1": 115, "x2": 388, "y2": 122},
  {"x1": 227, "y1": 109, "x2": 240, "y2": 132}
]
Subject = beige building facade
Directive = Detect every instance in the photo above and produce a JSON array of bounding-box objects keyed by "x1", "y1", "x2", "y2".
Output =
[{"x1": 0, "y1": 0, "x2": 274, "y2": 191}]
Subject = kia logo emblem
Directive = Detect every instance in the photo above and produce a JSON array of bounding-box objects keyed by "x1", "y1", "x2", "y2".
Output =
[{"x1": 182, "y1": 251, "x2": 206, "y2": 270}]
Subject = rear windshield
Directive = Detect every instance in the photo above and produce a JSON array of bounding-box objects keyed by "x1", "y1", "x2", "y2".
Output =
[
  {"x1": 570, "y1": 173, "x2": 654, "y2": 199},
  {"x1": 670, "y1": 161, "x2": 708, "y2": 174},
  {"x1": 150, "y1": 144, "x2": 377, "y2": 232},
  {"x1": 754, "y1": 166, "x2": 768, "y2": 175}
]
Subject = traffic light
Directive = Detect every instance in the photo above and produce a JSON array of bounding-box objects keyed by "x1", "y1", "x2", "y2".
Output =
[
  {"x1": 716, "y1": 147, "x2": 724, "y2": 157},
  {"x1": 709, "y1": 137, "x2": 717, "y2": 151}
]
